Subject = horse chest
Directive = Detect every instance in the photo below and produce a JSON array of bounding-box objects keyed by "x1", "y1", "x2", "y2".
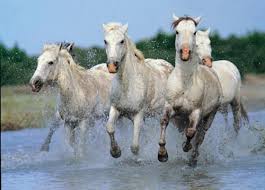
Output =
[
  {"x1": 111, "y1": 82, "x2": 145, "y2": 113},
  {"x1": 167, "y1": 77, "x2": 203, "y2": 112}
]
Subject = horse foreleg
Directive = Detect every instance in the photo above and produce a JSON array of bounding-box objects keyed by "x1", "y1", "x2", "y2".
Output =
[
  {"x1": 78, "y1": 120, "x2": 88, "y2": 156},
  {"x1": 40, "y1": 112, "x2": 62, "y2": 151},
  {"x1": 65, "y1": 120, "x2": 78, "y2": 150},
  {"x1": 106, "y1": 106, "x2": 121, "y2": 158},
  {"x1": 40, "y1": 124, "x2": 59, "y2": 152},
  {"x1": 131, "y1": 111, "x2": 144, "y2": 155},
  {"x1": 183, "y1": 109, "x2": 201, "y2": 152},
  {"x1": 158, "y1": 104, "x2": 173, "y2": 162},
  {"x1": 189, "y1": 108, "x2": 218, "y2": 167}
]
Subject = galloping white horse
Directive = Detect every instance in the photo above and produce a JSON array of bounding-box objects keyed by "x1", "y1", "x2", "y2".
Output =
[
  {"x1": 158, "y1": 15, "x2": 223, "y2": 166},
  {"x1": 196, "y1": 29, "x2": 248, "y2": 131},
  {"x1": 30, "y1": 43, "x2": 113, "y2": 153},
  {"x1": 103, "y1": 23, "x2": 174, "y2": 158}
]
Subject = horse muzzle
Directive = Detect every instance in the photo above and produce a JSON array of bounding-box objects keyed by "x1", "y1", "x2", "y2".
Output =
[
  {"x1": 180, "y1": 46, "x2": 191, "y2": 61},
  {"x1": 107, "y1": 62, "x2": 119, "y2": 73},
  {"x1": 30, "y1": 78, "x2": 44, "y2": 92},
  {"x1": 202, "y1": 56, "x2": 213, "y2": 68}
]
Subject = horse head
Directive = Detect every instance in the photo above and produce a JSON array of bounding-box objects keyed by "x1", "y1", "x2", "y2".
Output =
[
  {"x1": 29, "y1": 42, "x2": 74, "y2": 92},
  {"x1": 172, "y1": 14, "x2": 201, "y2": 62},
  {"x1": 196, "y1": 29, "x2": 213, "y2": 67},
  {"x1": 102, "y1": 22, "x2": 128, "y2": 73}
]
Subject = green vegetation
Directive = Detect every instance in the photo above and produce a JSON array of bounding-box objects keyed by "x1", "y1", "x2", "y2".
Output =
[
  {"x1": 1, "y1": 31, "x2": 265, "y2": 86},
  {"x1": 1, "y1": 31, "x2": 265, "y2": 131}
]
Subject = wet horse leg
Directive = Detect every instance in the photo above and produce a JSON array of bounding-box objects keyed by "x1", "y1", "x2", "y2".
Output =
[
  {"x1": 219, "y1": 104, "x2": 229, "y2": 128},
  {"x1": 106, "y1": 106, "x2": 121, "y2": 158},
  {"x1": 158, "y1": 104, "x2": 174, "y2": 162},
  {"x1": 78, "y1": 120, "x2": 90, "y2": 156},
  {"x1": 189, "y1": 108, "x2": 218, "y2": 167},
  {"x1": 65, "y1": 120, "x2": 78, "y2": 150},
  {"x1": 131, "y1": 111, "x2": 144, "y2": 155},
  {"x1": 40, "y1": 111, "x2": 62, "y2": 151},
  {"x1": 40, "y1": 124, "x2": 59, "y2": 151},
  {"x1": 183, "y1": 109, "x2": 201, "y2": 152},
  {"x1": 231, "y1": 96, "x2": 241, "y2": 133}
]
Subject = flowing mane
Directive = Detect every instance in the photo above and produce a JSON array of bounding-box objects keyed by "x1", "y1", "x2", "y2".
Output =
[
  {"x1": 171, "y1": 16, "x2": 198, "y2": 29},
  {"x1": 127, "y1": 37, "x2": 145, "y2": 63}
]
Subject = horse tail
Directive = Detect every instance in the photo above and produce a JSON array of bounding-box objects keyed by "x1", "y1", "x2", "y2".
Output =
[{"x1": 240, "y1": 100, "x2": 249, "y2": 123}]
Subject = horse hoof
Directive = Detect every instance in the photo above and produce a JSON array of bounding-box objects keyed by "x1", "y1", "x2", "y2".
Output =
[
  {"x1": 188, "y1": 159, "x2": 197, "y2": 167},
  {"x1": 40, "y1": 145, "x2": 49, "y2": 152},
  {"x1": 182, "y1": 142, "x2": 192, "y2": 152},
  {"x1": 110, "y1": 146, "x2": 121, "y2": 158},
  {"x1": 130, "y1": 145, "x2": 139, "y2": 155},
  {"x1": 158, "y1": 151, "x2": 168, "y2": 162}
]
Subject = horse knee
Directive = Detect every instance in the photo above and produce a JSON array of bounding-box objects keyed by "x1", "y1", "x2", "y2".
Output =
[
  {"x1": 160, "y1": 116, "x2": 169, "y2": 126},
  {"x1": 106, "y1": 123, "x2": 114, "y2": 134}
]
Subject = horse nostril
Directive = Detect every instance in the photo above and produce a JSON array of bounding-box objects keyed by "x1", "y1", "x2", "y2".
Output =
[
  {"x1": 180, "y1": 49, "x2": 183, "y2": 54},
  {"x1": 34, "y1": 80, "x2": 40, "y2": 86},
  {"x1": 114, "y1": 61, "x2": 119, "y2": 65}
]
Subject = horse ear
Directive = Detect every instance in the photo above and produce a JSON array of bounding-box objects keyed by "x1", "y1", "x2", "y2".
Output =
[
  {"x1": 59, "y1": 43, "x2": 63, "y2": 51},
  {"x1": 102, "y1": 23, "x2": 108, "y2": 33},
  {"x1": 121, "y1": 23, "x2": 128, "y2": 33},
  {"x1": 172, "y1": 13, "x2": 179, "y2": 21},
  {"x1": 67, "y1": 43, "x2": 74, "y2": 52},
  {"x1": 194, "y1": 16, "x2": 202, "y2": 25},
  {"x1": 206, "y1": 28, "x2": 211, "y2": 35}
]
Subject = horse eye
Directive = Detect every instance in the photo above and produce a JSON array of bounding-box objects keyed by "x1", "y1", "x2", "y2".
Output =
[
  {"x1": 194, "y1": 31, "x2": 197, "y2": 35},
  {"x1": 120, "y1": 40, "x2": 124, "y2": 44},
  {"x1": 48, "y1": 61, "x2": 54, "y2": 65},
  {"x1": 104, "y1": 40, "x2": 107, "y2": 45},
  {"x1": 176, "y1": 31, "x2": 179, "y2": 35}
]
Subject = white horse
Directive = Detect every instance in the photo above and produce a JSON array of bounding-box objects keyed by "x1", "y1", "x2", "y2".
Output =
[
  {"x1": 39, "y1": 63, "x2": 112, "y2": 152},
  {"x1": 30, "y1": 43, "x2": 113, "y2": 153},
  {"x1": 196, "y1": 29, "x2": 248, "y2": 131},
  {"x1": 158, "y1": 15, "x2": 223, "y2": 166},
  {"x1": 103, "y1": 23, "x2": 174, "y2": 158}
]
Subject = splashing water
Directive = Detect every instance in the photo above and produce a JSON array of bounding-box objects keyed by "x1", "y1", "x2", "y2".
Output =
[{"x1": 1, "y1": 111, "x2": 265, "y2": 190}]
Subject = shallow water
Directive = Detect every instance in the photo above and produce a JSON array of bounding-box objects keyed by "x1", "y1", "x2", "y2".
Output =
[{"x1": 1, "y1": 111, "x2": 265, "y2": 190}]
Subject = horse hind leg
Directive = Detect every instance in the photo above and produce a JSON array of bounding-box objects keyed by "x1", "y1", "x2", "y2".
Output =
[
  {"x1": 219, "y1": 104, "x2": 229, "y2": 128},
  {"x1": 231, "y1": 97, "x2": 241, "y2": 133},
  {"x1": 190, "y1": 108, "x2": 218, "y2": 167}
]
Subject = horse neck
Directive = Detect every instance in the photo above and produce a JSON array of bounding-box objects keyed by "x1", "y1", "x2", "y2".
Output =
[
  {"x1": 57, "y1": 58, "x2": 93, "y2": 101},
  {"x1": 117, "y1": 38, "x2": 142, "y2": 84},
  {"x1": 175, "y1": 47, "x2": 200, "y2": 87}
]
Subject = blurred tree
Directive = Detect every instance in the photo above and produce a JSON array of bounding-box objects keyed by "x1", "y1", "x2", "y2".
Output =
[{"x1": 1, "y1": 31, "x2": 264, "y2": 86}]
